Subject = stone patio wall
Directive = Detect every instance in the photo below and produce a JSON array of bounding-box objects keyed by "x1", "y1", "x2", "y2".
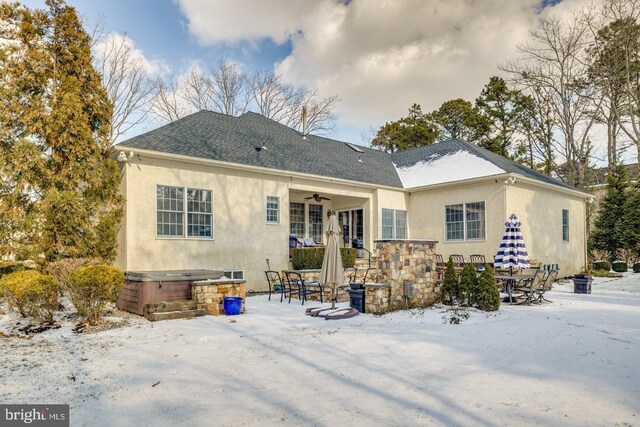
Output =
[
  {"x1": 191, "y1": 280, "x2": 246, "y2": 315},
  {"x1": 371, "y1": 239, "x2": 440, "y2": 310}
]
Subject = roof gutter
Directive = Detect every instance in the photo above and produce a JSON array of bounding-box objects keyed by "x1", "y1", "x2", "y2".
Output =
[
  {"x1": 111, "y1": 147, "x2": 403, "y2": 192},
  {"x1": 405, "y1": 172, "x2": 591, "y2": 199}
]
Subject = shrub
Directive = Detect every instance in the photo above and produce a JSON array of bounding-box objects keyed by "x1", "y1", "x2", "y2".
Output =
[
  {"x1": 458, "y1": 263, "x2": 477, "y2": 306},
  {"x1": 0, "y1": 262, "x2": 32, "y2": 278},
  {"x1": 474, "y1": 265, "x2": 500, "y2": 312},
  {"x1": 611, "y1": 260, "x2": 628, "y2": 273},
  {"x1": 0, "y1": 270, "x2": 61, "y2": 323},
  {"x1": 46, "y1": 257, "x2": 102, "y2": 287},
  {"x1": 593, "y1": 260, "x2": 611, "y2": 271},
  {"x1": 291, "y1": 247, "x2": 356, "y2": 269},
  {"x1": 440, "y1": 258, "x2": 458, "y2": 305},
  {"x1": 633, "y1": 263, "x2": 640, "y2": 273},
  {"x1": 67, "y1": 265, "x2": 124, "y2": 324}
]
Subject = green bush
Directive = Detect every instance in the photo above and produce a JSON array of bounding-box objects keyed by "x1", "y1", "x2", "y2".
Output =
[
  {"x1": 46, "y1": 257, "x2": 102, "y2": 287},
  {"x1": 458, "y1": 263, "x2": 477, "y2": 306},
  {"x1": 593, "y1": 260, "x2": 611, "y2": 271},
  {"x1": 0, "y1": 262, "x2": 32, "y2": 278},
  {"x1": 440, "y1": 258, "x2": 458, "y2": 305},
  {"x1": 291, "y1": 247, "x2": 356, "y2": 269},
  {"x1": 611, "y1": 260, "x2": 628, "y2": 272},
  {"x1": 67, "y1": 265, "x2": 124, "y2": 324},
  {"x1": 633, "y1": 263, "x2": 640, "y2": 273},
  {"x1": 0, "y1": 270, "x2": 61, "y2": 323},
  {"x1": 474, "y1": 265, "x2": 500, "y2": 312}
]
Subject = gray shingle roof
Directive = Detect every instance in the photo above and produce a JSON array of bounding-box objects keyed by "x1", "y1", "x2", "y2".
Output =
[
  {"x1": 118, "y1": 111, "x2": 403, "y2": 188},
  {"x1": 392, "y1": 138, "x2": 578, "y2": 191},
  {"x1": 118, "y1": 112, "x2": 579, "y2": 193}
]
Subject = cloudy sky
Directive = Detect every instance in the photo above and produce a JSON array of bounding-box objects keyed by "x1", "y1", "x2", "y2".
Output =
[{"x1": 23, "y1": 0, "x2": 600, "y2": 149}]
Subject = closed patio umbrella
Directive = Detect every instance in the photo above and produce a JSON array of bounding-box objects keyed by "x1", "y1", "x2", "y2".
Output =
[
  {"x1": 495, "y1": 213, "x2": 530, "y2": 273},
  {"x1": 320, "y1": 211, "x2": 343, "y2": 309}
]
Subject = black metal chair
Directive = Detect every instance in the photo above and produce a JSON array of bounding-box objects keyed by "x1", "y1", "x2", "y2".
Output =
[
  {"x1": 284, "y1": 271, "x2": 324, "y2": 305},
  {"x1": 470, "y1": 254, "x2": 486, "y2": 272},
  {"x1": 435, "y1": 254, "x2": 445, "y2": 283},
  {"x1": 450, "y1": 254, "x2": 465, "y2": 268},
  {"x1": 265, "y1": 270, "x2": 286, "y2": 302}
]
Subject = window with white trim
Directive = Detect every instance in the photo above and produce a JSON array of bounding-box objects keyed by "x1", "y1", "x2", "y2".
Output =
[
  {"x1": 223, "y1": 270, "x2": 244, "y2": 280},
  {"x1": 562, "y1": 209, "x2": 569, "y2": 241},
  {"x1": 266, "y1": 196, "x2": 279, "y2": 223},
  {"x1": 445, "y1": 202, "x2": 485, "y2": 241},
  {"x1": 381, "y1": 208, "x2": 407, "y2": 239},
  {"x1": 290, "y1": 202, "x2": 305, "y2": 236},
  {"x1": 309, "y1": 204, "x2": 323, "y2": 243},
  {"x1": 157, "y1": 185, "x2": 212, "y2": 238}
]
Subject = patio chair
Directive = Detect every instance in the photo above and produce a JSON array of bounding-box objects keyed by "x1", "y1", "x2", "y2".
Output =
[
  {"x1": 450, "y1": 254, "x2": 465, "y2": 268},
  {"x1": 470, "y1": 254, "x2": 486, "y2": 272},
  {"x1": 435, "y1": 254, "x2": 445, "y2": 283},
  {"x1": 535, "y1": 270, "x2": 558, "y2": 303},
  {"x1": 284, "y1": 271, "x2": 324, "y2": 305},
  {"x1": 264, "y1": 270, "x2": 286, "y2": 302},
  {"x1": 513, "y1": 270, "x2": 545, "y2": 305}
]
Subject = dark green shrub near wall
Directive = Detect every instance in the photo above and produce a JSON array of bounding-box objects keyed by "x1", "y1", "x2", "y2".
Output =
[
  {"x1": 611, "y1": 261, "x2": 628, "y2": 272},
  {"x1": 593, "y1": 261, "x2": 611, "y2": 271},
  {"x1": 292, "y1": 248, "x2": 357, "y2": 269},
  {"x1": 633, "y1": 263, "x2": 640, "y2": 273},
  {"x1": 341, "y1": 248, "x2": 357, "y2": 269},
  {"x1": 0, "y1": 262, "x2": 31, "y2": 278}
]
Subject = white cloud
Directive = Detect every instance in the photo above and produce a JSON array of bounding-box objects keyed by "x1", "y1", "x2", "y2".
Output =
[
  {"x1": 176, "y1": 0, "x2": 317, "y2": 45},
  {"x1": 93, "y1": 32, "x2": 170, "y2": 76},
  {"x1": 177, "y1": 0, "x2": 594, "y2": 131}
]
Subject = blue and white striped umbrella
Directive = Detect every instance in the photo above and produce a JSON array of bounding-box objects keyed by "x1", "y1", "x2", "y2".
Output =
[{"x1": 495, "y1": 213, "x2": 530, "y2": 271}]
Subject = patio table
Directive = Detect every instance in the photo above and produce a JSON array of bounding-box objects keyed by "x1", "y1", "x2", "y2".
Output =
[{"x1": 494, "y1": 274, "x2": 536, "y2": 304}]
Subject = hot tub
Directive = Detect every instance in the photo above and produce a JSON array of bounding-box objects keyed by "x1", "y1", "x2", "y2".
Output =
[{"x1": 117, "y1": 269, "x2": 224, "y2": 315}]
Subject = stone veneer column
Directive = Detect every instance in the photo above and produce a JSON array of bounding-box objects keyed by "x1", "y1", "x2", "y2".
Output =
[
  {"x1": 371, "y1": 239, "x2": 439, "y2": 310},
  {"x1": 191, "y1": 280, "x2": 246, "y2": 315}
]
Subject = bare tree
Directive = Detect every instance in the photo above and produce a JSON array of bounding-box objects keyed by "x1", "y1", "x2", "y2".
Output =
[
  {"x1": 151, "y1": 72, "x2": 187, "y2": 123},
  {"x1": 250, "y1": 70, "x2": 304, "y2": 123},
  {"x1": 150, "y1": 57, "x2": 339, "y2": 136},
  {"x1": 598, "y1": 0, "x2": 640, "y2": 165},
  {"x1": 250, "y1": 70, "x2": 338, "y2": 135},
  {"x1": 211, "y1": 59, "x2": 251, "y2": 116},
  {"x1": 502, "y1": 14, "x2": 600, "y2": 188},
  {"x1": 94, "y1": 33, "x2": 156, "y2": 144}
]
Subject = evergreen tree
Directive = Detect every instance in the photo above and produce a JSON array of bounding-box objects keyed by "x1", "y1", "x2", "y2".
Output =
[
  {"x1": 371, "y1": 104, "x2": 440, "y2": 153},
  {"x1": 458, "y1": 263, "x2": 477, "y2": 307},
  {"x1": 475, "y1": 76, "x2": 529, "y2": 158},
  {"x1": 440, "y1": 258, "x2": 458, "y2": 305},
  {"x1": 474, "y1": 265, "x2": 500, "y2": 312},
  {"x1": 430, "y1": 98, "x2": 488, "y2": 143},
  {"x1": 0, "y1": 0, "x2": 122, "y2": 262},
  {"x1": 590, "y1": 165, "x2": 628, "y2": 258},
  {"x1": 622, "y1": 181, "x2": 640, "y2": 257}
]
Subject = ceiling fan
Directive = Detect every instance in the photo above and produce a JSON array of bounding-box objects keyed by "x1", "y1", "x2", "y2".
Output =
[{"x1": 304, "y1": 193, "x2": 331, "y2": 202}]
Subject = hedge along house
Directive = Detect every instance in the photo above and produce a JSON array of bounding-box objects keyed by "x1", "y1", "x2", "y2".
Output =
[{"x1": 113, "y1": 110, "x2": 590, "y2": 291}]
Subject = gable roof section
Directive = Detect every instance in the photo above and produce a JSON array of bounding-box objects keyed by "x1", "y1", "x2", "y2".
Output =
[
  {"x1": 118, "y1": 112, "x2": 579, "y2": 193},
  {"x1": 118, "y1": 110, "x2": 403, "y2": 188},
  {"x1": 392, "y1": 139, "x2": 578, "y2": 191}
]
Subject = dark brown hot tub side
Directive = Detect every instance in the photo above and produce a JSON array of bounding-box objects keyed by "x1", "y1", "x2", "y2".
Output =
[{"x1": 117, "y1": 270, "x2": 224, "y2": 315}]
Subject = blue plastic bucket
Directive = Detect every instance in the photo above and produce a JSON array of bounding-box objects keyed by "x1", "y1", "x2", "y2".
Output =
[{"x1": 223, "y1": 297, "x2": 243, "y2": 315}]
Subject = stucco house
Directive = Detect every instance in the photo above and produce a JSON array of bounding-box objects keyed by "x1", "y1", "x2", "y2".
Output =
[{"x1": 114, "y1": 110, "x2": 590, "y2": 290}]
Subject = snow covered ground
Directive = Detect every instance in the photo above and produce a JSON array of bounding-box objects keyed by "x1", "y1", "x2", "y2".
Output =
[{"x1": 1, "y1": 274, "x2": 639, "y2": 426}]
